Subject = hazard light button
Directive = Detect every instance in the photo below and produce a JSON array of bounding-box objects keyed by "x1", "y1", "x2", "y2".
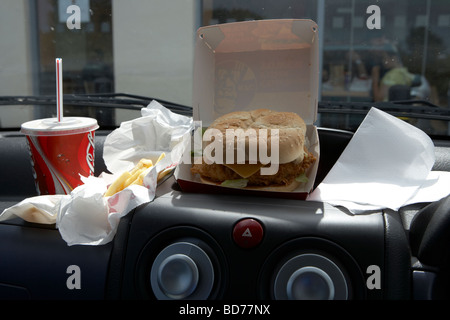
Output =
[{"x1": 232, "y1": 218, "x2": 264, "y2": 249}]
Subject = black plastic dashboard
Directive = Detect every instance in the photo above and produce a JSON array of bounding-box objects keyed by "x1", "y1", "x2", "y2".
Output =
[{"x1": 0, "y1": 127, "x2": 449, "y2": 301}]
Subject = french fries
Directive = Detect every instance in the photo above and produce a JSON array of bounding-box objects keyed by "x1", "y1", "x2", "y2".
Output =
[
  {"x1": 104, "y1": 153, "x2": 166, "y2": 197},
  {"x1": 103, "y1": 171, "x2": 133, "y2": 197}
]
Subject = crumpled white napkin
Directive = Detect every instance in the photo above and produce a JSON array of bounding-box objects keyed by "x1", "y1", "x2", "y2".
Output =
[
  {"x1": 103, "y1": 100, "x2": 193, "y2": 173},
  {"x1": 0, "y1": 195, "x2": 63, "y2": 224},
  {"x1": 0, "y1": 100, "x2": 193, "y2": 246},
  {"x1": 307, "y1": 107, "x2": 450, "y2": 213}
]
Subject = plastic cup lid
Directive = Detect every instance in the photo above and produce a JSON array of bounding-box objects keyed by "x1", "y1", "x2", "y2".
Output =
[{"x1": 21, "y1": 117, "x2": 99, "y2": 136}]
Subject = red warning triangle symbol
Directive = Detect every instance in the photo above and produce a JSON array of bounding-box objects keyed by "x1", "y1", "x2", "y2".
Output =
[{"x1": 242, "y1": 228, "x2": 252, "y2": 238}]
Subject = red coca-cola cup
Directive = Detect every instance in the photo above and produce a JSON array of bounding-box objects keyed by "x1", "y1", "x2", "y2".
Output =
[{"x1": 21, "y1": 117, "x2": 99, "y2": 195}]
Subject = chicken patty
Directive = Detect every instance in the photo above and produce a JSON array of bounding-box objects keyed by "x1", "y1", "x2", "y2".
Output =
[{"x1": 191, "y1": 150, "x2": 316, "y2": 187}]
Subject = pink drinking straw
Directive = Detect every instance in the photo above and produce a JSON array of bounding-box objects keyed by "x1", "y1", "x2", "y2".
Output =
[{"x1": 56, "y1": 58, "x2": 63, "y2": 122}]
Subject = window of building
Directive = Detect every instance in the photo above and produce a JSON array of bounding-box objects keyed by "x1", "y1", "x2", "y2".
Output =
[
  {"x1": 35, "y1": 0, "x2": 114, "y2": 96},
  {"x1": 203, "y1": 0, "x2": 450, "y2": 110}
]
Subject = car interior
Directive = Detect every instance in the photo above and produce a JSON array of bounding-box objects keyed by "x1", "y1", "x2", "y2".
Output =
[{"x1": 0, "y1": 0, "x2": 449, "y2": 306}]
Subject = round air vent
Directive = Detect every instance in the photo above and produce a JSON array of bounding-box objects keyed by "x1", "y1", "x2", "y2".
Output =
[
  {"x1": 150, "y1": 241, "x2": 214, "y2": 300},
  {"x1": 258, "y1": 237, "x2": 365, "y2": 300},
  {"x1": 135, "y1": 226, "x2": 227, "y2": 300},
  {"x1": 273, "y1": 253, "x2": 348, "y2": 300}
]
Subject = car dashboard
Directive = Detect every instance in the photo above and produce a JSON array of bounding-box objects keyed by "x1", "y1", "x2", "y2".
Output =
[{"x1": 0, "y1": 126, "x2": 449, "y2": 301}]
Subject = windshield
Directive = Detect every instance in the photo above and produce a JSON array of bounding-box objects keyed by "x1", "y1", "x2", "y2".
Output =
[{"x1": 1, "y1": 0, "x2": 449, "y2": 137}]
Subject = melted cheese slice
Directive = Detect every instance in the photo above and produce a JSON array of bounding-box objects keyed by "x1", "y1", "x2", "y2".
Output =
[{"x1": 223, "y1": 163, "x2": 264, "y2": 178}]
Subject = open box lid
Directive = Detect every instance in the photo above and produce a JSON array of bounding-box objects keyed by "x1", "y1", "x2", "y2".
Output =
[{"x1": 193, "y1": 19, "x2": 319, "y2": 127}]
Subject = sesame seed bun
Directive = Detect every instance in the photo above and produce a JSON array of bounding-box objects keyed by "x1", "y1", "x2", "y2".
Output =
[
  {"x1": 207, "y1": 108, "x2": 307, "y2": 164},
  {"x1": 191, "y1": 108, "x2": 315, "y2": 191}
]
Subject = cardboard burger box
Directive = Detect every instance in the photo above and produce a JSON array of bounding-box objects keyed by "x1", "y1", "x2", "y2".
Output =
[{"x1": 175, "y1": 19, "x2": 320, "y2": 200}]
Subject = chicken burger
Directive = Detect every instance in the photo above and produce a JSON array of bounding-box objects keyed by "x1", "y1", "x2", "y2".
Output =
[{"x1": 191, "y1": 109, "x2": 316, "y2": 191}]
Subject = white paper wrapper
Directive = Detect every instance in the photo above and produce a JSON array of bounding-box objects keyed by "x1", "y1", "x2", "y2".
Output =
[
  {"x1": 103, "y1": 100, "x2": 193, "y2": 174},
  {"x1": 0, "y1": 100, "x2": 193, "y2": 246},
  {"x1": 307, "y1": 107, "x2": 450, "y2": 213},
  {"x1": 0, "y1": 195, "x2": 64, "y2": 224}
]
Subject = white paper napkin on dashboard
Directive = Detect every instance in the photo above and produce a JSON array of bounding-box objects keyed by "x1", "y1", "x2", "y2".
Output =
[{"x1": 307, "y1": 107, "x2": 450, "y2": 213}]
